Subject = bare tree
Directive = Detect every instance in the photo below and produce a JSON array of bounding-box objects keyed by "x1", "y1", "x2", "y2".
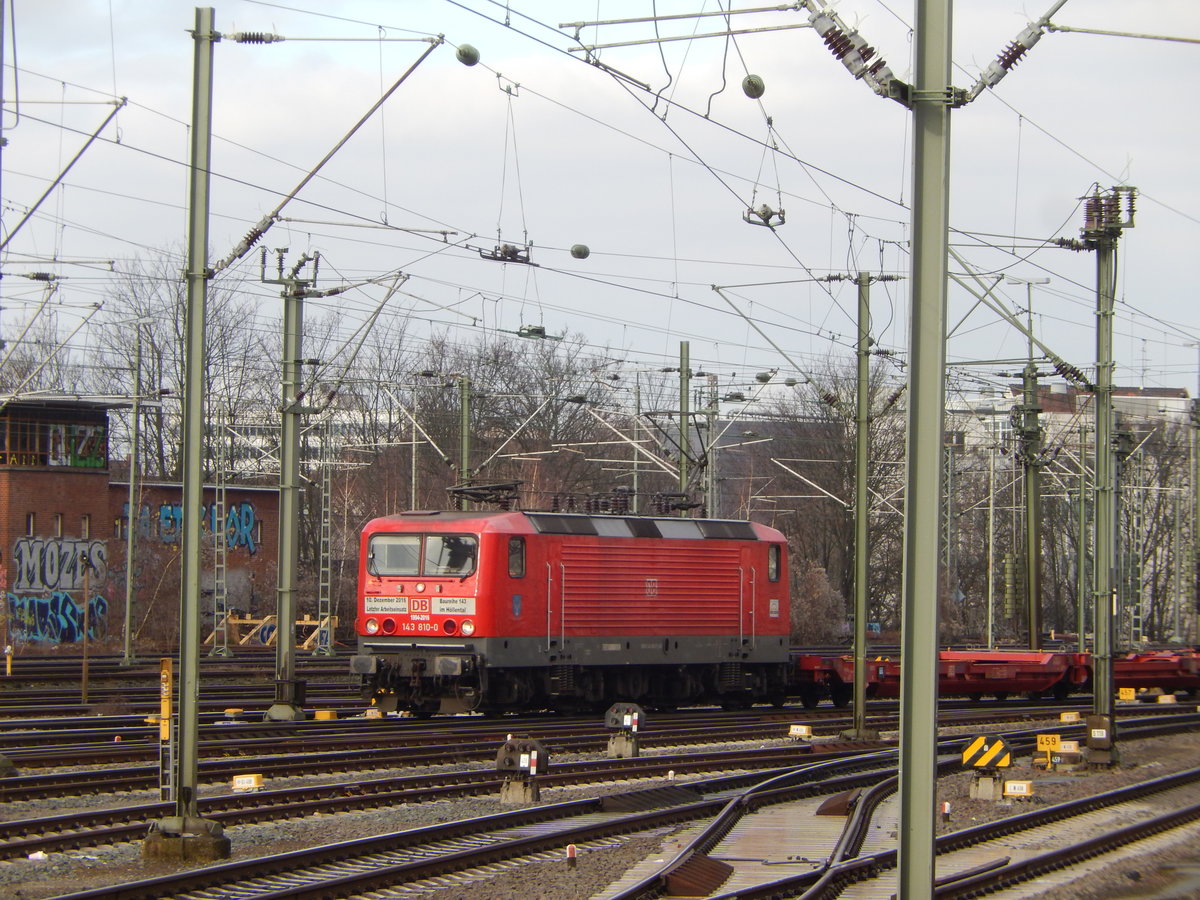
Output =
[
  {"x1": 93, "y1": 252, "x2": 263, "y2": 481},
  {"x1": 751, "y1": 361, "x2": 907, "y2": 635}
]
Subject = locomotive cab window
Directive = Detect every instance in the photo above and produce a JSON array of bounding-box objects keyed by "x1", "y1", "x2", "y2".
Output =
[
  {"x1": 508, "y1": 536, "x2": 526, "y2": 578},
  {"x1": 368, "y1": 534, "x2": 422, "y2": 575},
  {"x1": 767, "y1": 544, "x2": 781, "y2": 582},
  {"x1": 424, "y1": 535, "x2": 477, "y2": 576},
  {"x1": 368, "y1": 533, "x2": 478, "y2": 576}
]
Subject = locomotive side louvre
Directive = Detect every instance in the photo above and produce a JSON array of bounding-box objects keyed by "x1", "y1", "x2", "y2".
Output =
[{"x1": 351, "y1": 510, "x2": 790, "y2": 715}]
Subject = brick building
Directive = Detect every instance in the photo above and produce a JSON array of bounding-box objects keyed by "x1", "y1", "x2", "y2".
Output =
[{"x1": 0, "y1": 396, "x2": 279, "y2": 649}]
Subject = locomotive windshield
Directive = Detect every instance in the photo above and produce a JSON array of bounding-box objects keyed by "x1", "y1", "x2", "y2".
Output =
[{"x1": 368, "y1": 533, "x2": 477, "y2": 577}]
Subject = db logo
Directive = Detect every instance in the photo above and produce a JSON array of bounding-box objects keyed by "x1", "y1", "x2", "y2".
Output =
[{"x1": 410, "y1": 598, "x2": 431, "y2": 613}]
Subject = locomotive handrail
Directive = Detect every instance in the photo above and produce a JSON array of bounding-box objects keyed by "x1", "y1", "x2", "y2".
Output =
[
  {"x1": 750, "y1": 566, "x2": 758, "y2": 648},
  {"x1": 544, "y1": 561, "x2": 553, "y2": 652},
  {"x1": 738, "y1": 567, "x2": 745, "y2": 646},
  {"x1": 558, "y1": 561, "x2": 567, "y2": 650}
]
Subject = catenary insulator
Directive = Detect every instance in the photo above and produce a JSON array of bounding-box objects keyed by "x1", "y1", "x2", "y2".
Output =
[
  {"x1": 998, "y1": 24, "x2": 1042, "y2": 70},
  {"x1": 229, "y1": 32, "x2": 284, "y2": 44},
  {"x1": 742, "y1": 74, "x2": 765, "y2": 99},
  {"x1": 998, "y1": 40, "x2": 1028, "y2": 70}
]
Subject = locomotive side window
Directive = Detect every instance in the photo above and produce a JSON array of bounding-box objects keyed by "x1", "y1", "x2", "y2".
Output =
[
  {"x1": 767, "y1": 544, "x2": 781, "y2": 582},
  {"x1": 369, "y1": 534, "x2": 421, "y2": 575},
  {"x1": 424, "y1": 535, "x2": 478, "y2": 576},
  {"x1": 508, "y1": 536, "x2": 526, "y2": 578}
]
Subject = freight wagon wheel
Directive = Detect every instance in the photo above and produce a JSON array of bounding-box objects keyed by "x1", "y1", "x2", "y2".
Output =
[
  {"x1": 830, "y1": 684, "x2": 852, "y2": 708},
  {"x1": 798, "y1": 688, "x2": 821, "y2": 709}
]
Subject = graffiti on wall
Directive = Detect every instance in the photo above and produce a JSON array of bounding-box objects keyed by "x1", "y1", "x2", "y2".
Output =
[
  {"x1": 47, "y1": 422, "x2": 108, "y2": 469},
  {"x1": 12, "y1": 537, "x2": 108, "y2": 591},
  {"x1": 122, "y1": 500, "x2": 260, "y2": 555},
  {"x1": 152, "y1": 501, "x2": 259, "y2": 554},
  {"x1": 4, "y1": 591, "x2": 108, "y2": 643}
]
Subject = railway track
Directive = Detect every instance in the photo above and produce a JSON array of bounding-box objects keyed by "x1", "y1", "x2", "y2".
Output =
[
  {"x1": 603, "y1": 717, "x2": 1200, "y2": 899},
  {"x1": 656, "y1": 763, "x2": 1200, "y2": 899},
  {"x1": 29, "y1": 750, "x2": 903, "y2": 900},
  {"x1": 5, "y1": 703, "x2": 1193, "y2": 801},
  {"x1": 32, "y1": 720, "x2": 1200, "y2": 900},
  {"x1": 0, "y1": 719, "x2": 827, "y2": 801},
  {"x1": 6, "y1": 708, "x2": 1200, "y2": 897},
  {"x1": 0, "y1": 742, "x2": 893, "y2": 860}
]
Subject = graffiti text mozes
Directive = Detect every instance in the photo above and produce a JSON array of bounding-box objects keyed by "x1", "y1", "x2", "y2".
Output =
[{"x1": 12, "y1": 537, "x2": 108, "y2": 591}]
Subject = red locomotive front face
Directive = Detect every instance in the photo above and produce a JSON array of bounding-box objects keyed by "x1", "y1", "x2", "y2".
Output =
[{"x1": 358, "y1": 530, "x2": 484, "y2": 639}]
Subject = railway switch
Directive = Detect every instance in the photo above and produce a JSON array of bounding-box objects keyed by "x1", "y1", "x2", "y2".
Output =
[
  {"x1": 497, "y1": 737, "x2": 548, "y2": 804},
  {"x1": 606, "y1": 703, "x2": 644, "y2": 759}
]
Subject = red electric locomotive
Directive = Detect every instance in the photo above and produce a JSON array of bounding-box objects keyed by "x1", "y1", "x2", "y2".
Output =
[{"x1": 350, "y1": 510, "x2": 791, "y2": 715}]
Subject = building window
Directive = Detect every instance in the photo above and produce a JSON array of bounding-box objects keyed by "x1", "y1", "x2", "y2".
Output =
[
  {"x1": 81, "y1": 514, "x2": 91, "y2": 539},
  {"x1": 25, "y1": 513, "x2": 35, "y2": 536},
  {"x1": 53, "y1": 513, "x2": 63, "y2": 538}
]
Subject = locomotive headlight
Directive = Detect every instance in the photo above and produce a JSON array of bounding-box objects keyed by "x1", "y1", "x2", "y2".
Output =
[
  {"x1": 365, "y1": 618, "x2": 380, "y2": 634},
  {"x1": 461, "y1": 619, "x2": 476, "y2": 636}
]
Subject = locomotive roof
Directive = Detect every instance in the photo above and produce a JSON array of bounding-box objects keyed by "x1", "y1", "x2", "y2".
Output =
[{"x1": 368, "y1": 510, "x2": 782, "y2": 541}]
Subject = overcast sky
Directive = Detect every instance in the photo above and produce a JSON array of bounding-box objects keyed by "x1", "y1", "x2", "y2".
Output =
[{"x1": 3, "y1": 1, "x2": 1197, "y2": 404}]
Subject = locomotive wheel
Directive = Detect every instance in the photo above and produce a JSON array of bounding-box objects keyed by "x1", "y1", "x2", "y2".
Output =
[{"x1": 410, "y1": 701, "x2": 439, "y2": 718}]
